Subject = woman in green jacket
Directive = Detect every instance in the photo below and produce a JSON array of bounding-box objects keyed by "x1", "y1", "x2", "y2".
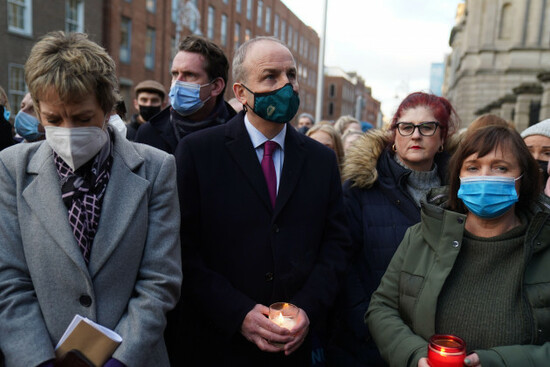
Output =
[{"x1": 367, "y1": 124, "x2": 550, "y2": 367}]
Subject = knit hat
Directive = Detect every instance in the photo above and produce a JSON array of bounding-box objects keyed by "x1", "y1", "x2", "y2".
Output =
[
  {"x1": 520, "y1": 119, "x2": 550, "y2": 139},
  {"x1": 134, "y1": 80, "x2": 166, "y2": 99}
]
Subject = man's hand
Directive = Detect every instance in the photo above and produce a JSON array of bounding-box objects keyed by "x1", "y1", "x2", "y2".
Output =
[
  {"x1": 240, "y1": 304, "x2": 293, "y2": 353},
  {"x1": 283, "y1": 308, "x2": 310, "y2": 356}
]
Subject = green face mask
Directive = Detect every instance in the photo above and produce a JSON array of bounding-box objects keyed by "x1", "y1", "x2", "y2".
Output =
[{"x1": 242, "y1": 83, "x2": 300, "y2": 124}]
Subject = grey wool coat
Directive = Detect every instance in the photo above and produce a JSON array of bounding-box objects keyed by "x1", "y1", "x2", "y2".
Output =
[{"x1": 0, "y1": 129, "x2": 182, "y2": 367}]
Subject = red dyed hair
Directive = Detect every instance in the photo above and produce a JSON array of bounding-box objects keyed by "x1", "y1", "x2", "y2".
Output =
[{"x1": 390, "y1": 92, "x2": 459, "y2": 142}]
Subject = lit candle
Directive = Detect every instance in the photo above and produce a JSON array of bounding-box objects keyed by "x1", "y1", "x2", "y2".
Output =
[
  {"x1": 427, "y1": 334, "x2": 466, "y2": 367},
  {"x1": 268, "y1": 302, "x2": 299, "y2": 348},
  {"x1": 272, "y1": 311, "x2": 297, "y2": 330}
]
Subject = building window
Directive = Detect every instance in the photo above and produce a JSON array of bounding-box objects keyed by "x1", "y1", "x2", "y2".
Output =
[
  {"x1": 281, "y1": 20, "x2": 286, "y2": 42},
  {"x1": 274, "y1": 14, "x2": 279, "y2": 37},
  {"x1": 8, "y1": 64, "x2": 26, "y2": 113},
  {"x1": 146, "y1": 0, "x2": 156, "y2": 12},
  {"x1": 145, "y1": 27, "x2": 156, "y2": 69},
  {"x1": 120, "y1": 17, "x2": 132, "y2": 64},
  {"x1": 223, "y1": 0, "x2": 228, "y2": 3},
  {"x1": 207, "y1": 6, "x2": 215, "y2": 39},
  {"x1": 236, "y1": 0, "x2": 241, "y2": 13},
  {"x1": 65, "y1": 0, "x2": 84, "y2": 33},
  {"x1": 329, "y1": 84, "x2": 335, "y2": 98},
  {"x1": 246, "y1": 0, "x2": 252, "y2": 20},
  {"x1": 499, "y1": 3, "x2": 513, "y2": 40},
  {"x1": 288, "y1": 26, "x2": 293, "y2": 48},
  {"x1": 7, "y1": 0, "x2": 32, "y2": 35},
  {"x1": 257, "y1": 0, "x2": 263, "y2": 27},
  {"x1": 328, "y1": 102, "x2": 334, "y2": 116},
  {"x1": 245, "y1": 28, "x2": 251, "y2": 42},
  {"x1": 234, "y1": 22, "x2": 241, "y2": 49},
  {"x1": 171, "y1": 0, "x2": 178, "y2": 23},
  {"x1": 221, "y1": 14, "x2": 228, "y2": 46},
  {"x1": 265, "y1": 6, "x2": 271, "y2": 32},
  {"x1": 293, "y1": 31, "x2": 298, "y2": 51}
]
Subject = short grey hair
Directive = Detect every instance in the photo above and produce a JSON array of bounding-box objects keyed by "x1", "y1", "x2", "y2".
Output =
[
  {"x1": 232, "y1": 36, "x2": 292, "y2": 83},
  {"x1": 298, "y1": 113, "x2": 315, "y2": 124}
]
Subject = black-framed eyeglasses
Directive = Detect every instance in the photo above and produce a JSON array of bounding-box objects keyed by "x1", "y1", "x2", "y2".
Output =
[{"x1": 395, "y1": 121, "x2": 440, "y2": 136}]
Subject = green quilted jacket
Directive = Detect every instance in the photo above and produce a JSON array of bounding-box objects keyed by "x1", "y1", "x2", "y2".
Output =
[{"x1": 366, "y1": 188, "x2": 550, "y2": 367}]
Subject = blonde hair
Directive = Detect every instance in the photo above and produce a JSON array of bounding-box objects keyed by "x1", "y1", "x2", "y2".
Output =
[
  {"x1": 306, "y1": 124, "x2": 345, "y2": 167},
  {"x1": 25, "y1": 31, "x2": 118, "y2": 114},
  {"x1": 334, "y1": 115, "x2": 360, "y2": 135},
  {"x1": 0, "y1": 86, "x2": 10, "y2": 111}
]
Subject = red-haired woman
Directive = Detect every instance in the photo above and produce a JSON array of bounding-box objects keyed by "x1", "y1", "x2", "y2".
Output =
[{"x1": 327, "y1": 92, "x2": 458, "y2": 366}]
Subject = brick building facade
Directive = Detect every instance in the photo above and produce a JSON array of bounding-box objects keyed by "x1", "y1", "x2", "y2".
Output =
[{"x1": 1, "y1": 0, "x2": 103, "y2": 112}]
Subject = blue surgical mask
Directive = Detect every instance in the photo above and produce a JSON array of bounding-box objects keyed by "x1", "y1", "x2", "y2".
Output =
[
  {"x1": 242, "y1": 83, "x2": 300, "y2": 124},
  {"x1": 1, "y1": 106, "x2": 10, "y2": 122},
  {"x1": 169, "y1": 80, "x2": 212, "y2": 117},
  {"x1": 15, "y1": 111, "x2": 44, "y2": 142},
  {"x1": 457, "y1": 175, "x2": 521, "y2": 219}
]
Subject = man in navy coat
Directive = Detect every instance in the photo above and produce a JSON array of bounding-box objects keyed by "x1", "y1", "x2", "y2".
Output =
[{"x1": 174, "y1": 36, "x2": 352, "y2": 366}]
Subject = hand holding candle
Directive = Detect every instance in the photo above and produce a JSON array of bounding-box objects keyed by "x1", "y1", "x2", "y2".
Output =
[
  {"x1": 427, "y1": 334, "x2": 466, "y2": 367},
  {"x1": 269, "y1": 302, "x2": 299, "y2": 331}
]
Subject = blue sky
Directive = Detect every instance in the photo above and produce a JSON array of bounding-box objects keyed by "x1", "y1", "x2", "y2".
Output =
[{"x1": 282, "y1": 0, "x2": 464, "y2": 119}]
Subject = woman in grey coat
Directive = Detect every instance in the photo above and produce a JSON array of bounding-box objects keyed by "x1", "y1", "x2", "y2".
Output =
[{"x1": 0, "y1": 32, "x2": 182, "y2": 367}]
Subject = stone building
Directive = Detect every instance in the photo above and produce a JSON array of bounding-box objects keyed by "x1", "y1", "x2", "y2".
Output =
[{"x1": 442, "y1": 0, "x2": 550, "y2": 131}]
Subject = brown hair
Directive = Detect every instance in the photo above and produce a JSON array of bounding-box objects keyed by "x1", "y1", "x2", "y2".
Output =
[
  {"x1": 448, "y1": 125, "x2": 541, "y2": 213},
  {"x1": 179, "y1": 35, "x2": 229, "y2": 98},
  {"x1": 25, "y1": 31, "x2": 118, "y2": 115}
]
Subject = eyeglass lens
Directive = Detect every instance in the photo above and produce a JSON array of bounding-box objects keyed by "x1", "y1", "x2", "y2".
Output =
[{"x1": 398, "y1": 122, "x2": 438, "y2": 136}]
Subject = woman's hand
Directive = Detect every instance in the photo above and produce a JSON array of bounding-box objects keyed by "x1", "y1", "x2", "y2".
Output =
[
  {"x1": 464, "y1": 353, "x2": 481, "y2": 366},
  {"x1": 418, "y1": 357, "x2": 430, "y2": 367},
  {"x1": 418, "y1": 353, "x2": 481, "y2": 367}
]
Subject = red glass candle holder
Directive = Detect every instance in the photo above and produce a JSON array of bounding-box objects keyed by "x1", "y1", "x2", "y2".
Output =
[{"x1": 427, "y1": 334, "x2": 466, "y2": 367}]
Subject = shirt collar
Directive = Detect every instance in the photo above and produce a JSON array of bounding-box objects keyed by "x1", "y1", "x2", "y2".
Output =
[{"x1": 244, "y1": 113, "x2": 286, "y2": 150}]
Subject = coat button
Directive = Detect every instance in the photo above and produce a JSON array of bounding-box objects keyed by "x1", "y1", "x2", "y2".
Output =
[
  {"x1": 452, "y1": 241, "x2": 460, "y2": 248},
  {"x1": 79, "y1": 295, "x2": 92, "y2": 307},
  {"x1": 265, "y1": 272, "x2": 274, "y2": 282},
  {"x1": 457, "y1": 217, "x2": 464, "y2": 224},
  {"x1": 272, "y1": 224, "x2": 280, "y2": 233},
  {"x1": 395, "y1": 200, "x2": 401, "y2": 205}
]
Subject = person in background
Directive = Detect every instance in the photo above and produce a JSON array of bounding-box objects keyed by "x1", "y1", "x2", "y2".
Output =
[
  {"x1": 334, "y1": 115, "x2": 362, "y2": 136},
  {"x1": 174, "y1": 36, "x2": 352, "y2": 367},
  {"x1": 297, "y1": 112, "x2": 315, "y2": 134},
  {"x1": 14, "y1": 93, "x2": 45, "y2": 142},
  {"x1": 0, "y1": 86, "x2": 14, "y2": 151},
  {"x1": 126, "y1": 80, "x2": 166, "y2": 140},
  {"x1": 342, "y1": 129, "x2": 363, "y2": 156},
  {"x1": 521, "y1": 118, "x2": 550, "y2": 185},
  {"x1": 306, "y1": 123, "x2": 344, "y2": 168},
  {"x1": 367, "y1": 124, "x2": 550, "y2": 367},
  {"x1": 0, "y1": 31, "x2": 181, "y2": 367},
  {"x1": 135, "y1": 35, "x2": 236, "y2": 153},
  {"x1": 327, "y1": 92, "x2": 458, "y2": 366}
]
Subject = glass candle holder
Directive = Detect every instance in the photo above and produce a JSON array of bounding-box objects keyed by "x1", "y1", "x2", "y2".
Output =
[
  {"x1": 268, "y1": 302, "x2": 299, "y2": 348},
  {"x1": 427, "y1": 334, "x2": 466, "y2": 367}
]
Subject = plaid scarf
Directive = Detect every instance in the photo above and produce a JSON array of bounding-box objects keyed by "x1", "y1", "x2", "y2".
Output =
[{"x1": 54, "y1": 135, "x2": 112, "y2": 265}]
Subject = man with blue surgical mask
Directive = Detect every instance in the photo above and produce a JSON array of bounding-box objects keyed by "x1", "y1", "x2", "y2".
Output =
[
  {"x1": 135, "y1": 36, "x2": 236, "y2": 154},
  {"x1": 14, "y1": 93, "x2": 45, "y2": 143},
  {"x1": 173, "y1": 36, "x2": 352, "y2": 366}
]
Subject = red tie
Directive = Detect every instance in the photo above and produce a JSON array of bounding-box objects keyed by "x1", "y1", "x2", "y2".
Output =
[{"x1": 261, "y1": 141, "x2": 277, "y2": 207}]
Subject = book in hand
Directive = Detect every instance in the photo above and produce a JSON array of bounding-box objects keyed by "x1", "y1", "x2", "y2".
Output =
[{"x1": 55, "y1": 315, "x2": 122, "y2": 367}]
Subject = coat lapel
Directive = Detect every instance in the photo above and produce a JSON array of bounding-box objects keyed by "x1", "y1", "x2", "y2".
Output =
[
  {"x1": 88, "y1": 134, "x2": 149, "y2": 277},
  {"x1": 224, "y1": 115, "x2": 273, "y2": 212},
  {"x1": 274, "y1": 127, "x2": 306, "y2": 217},
  {"x1": 22, "y1": 143, "x2": 88, "y2": 270}
]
